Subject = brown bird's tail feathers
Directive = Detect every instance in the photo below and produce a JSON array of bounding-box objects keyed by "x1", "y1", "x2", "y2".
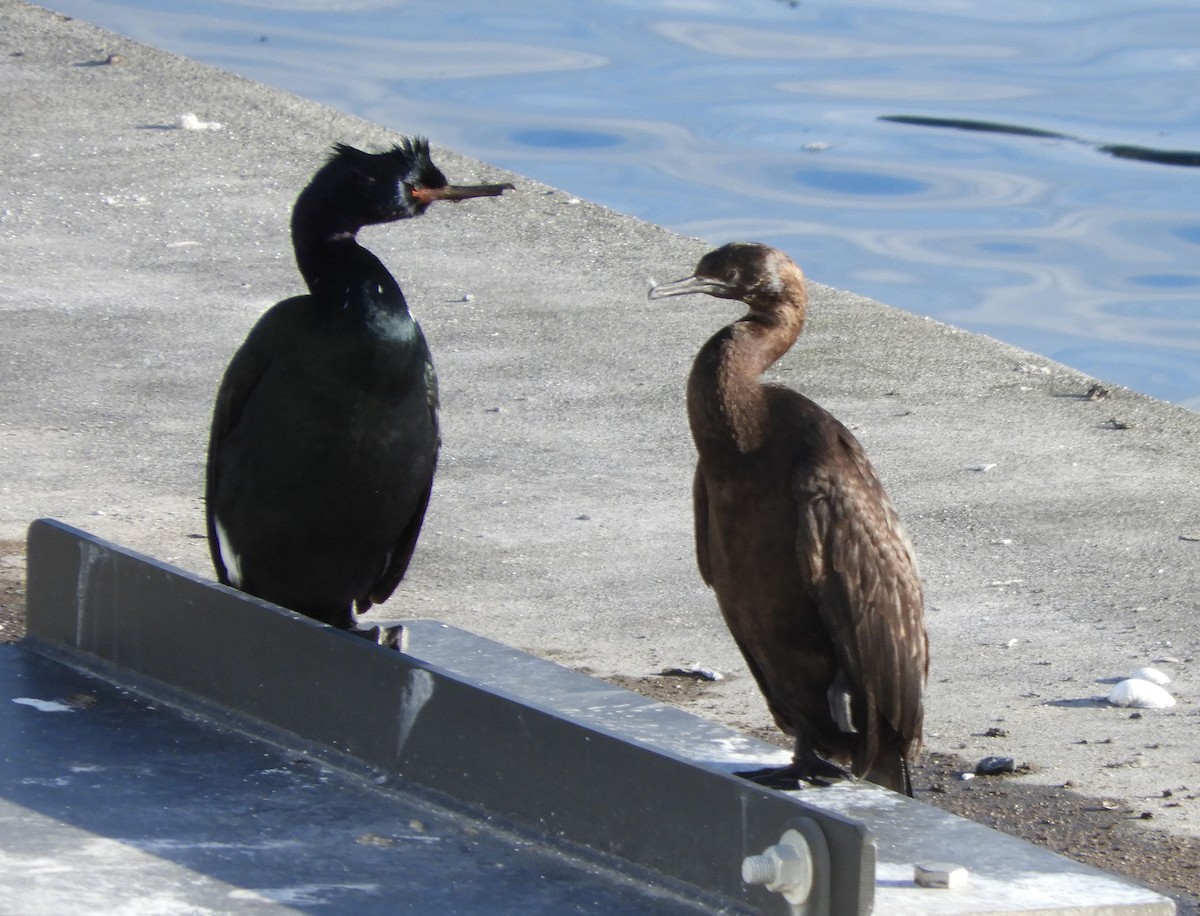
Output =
[{"x1": 863, "y1": 755, "x2": 913, "y2": 797}]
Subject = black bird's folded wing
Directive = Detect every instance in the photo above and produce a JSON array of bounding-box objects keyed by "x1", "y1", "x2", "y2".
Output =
[{"x1": 204, "y1": 299, "x2": 303, "y2": 584}]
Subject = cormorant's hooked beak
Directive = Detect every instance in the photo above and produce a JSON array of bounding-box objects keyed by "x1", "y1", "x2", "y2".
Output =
[
  {"x1": 412, "y1": 182, "x2": 515, "y2": 204},
  {"x1": 648, "y1": 275, "x2": 736, "y2": 300}
]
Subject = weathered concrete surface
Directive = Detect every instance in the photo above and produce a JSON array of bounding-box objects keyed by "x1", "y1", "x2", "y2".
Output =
[{"x1": 1, "y1": 0, "x2": 1197, "y2": 864}]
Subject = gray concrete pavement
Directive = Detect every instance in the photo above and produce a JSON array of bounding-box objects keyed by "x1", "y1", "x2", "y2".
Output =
[{"x1": 2, "y1": 0, "x2": 1198, "y2": 854}]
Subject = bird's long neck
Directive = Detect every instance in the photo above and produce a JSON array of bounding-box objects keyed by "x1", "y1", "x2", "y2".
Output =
[
  {"x1": 291, "y1": 206, "x2": 408, "y2": 317},
  {"x1": 688, "y1": 292, "x2": 806, "y2": 455}
]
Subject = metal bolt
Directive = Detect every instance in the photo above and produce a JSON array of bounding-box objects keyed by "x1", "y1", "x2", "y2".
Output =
[
  {"x1": 742, "y1": 852, "x2": 782, "y2": 885},
  {"x1": 742, "y1": 828, "x2": 814, "y2": 905}
]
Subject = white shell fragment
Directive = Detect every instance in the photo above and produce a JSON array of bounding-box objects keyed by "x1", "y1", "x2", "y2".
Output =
[
  {"x1": 178, "y1": 112, "x2": 223, "y2": 131},
  {"x1": 1129, "y1": 666, "x2": 1170, "y2": 686},
  {"x1": 1107, "y1": 678, "x2": 1175, "y2": 709}
]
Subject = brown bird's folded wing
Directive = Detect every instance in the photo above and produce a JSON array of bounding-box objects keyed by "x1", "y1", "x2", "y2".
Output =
[
  {"x1": 793, "y1": 425, "x2": 928, "y2": 756},
  {"x1": 692, "y1": 467, "x2": 714, "y2": 586}
]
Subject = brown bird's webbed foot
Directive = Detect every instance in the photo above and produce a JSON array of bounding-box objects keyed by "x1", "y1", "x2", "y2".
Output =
[
  {"x1": 736, "y1": 753, "x2": 852, "y2": 791},
  {"x1": 350, "y1": 623, "x2": 407, "y2": 651}
]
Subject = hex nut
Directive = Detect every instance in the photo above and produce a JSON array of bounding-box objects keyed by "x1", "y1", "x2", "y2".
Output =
[{"x1": 915, "y1": 862, "x2": 969, "y2": 889}]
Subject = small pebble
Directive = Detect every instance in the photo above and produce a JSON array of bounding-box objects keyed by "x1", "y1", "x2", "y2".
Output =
[{"x1": 975, "y1": 755, "x2": 1016, "y2": 776}]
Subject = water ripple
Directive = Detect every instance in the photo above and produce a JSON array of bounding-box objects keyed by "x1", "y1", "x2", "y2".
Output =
[
  {"x1": 653, "y1": 21, "x2": 1013, "y2": 60},
  {"x1": 38, "y1": 0, "x2": 1200, "y2": 407},
  {"x1": 781, "y1": 80, "x2": 1035, "y2": 103}
]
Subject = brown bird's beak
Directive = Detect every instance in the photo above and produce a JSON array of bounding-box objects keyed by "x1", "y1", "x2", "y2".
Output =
[
  {"x1": 648, "y1": 275, "x2": 735, "y2": 300},
  {"x1": 411, "y1": 182, "x2": 515, "y2": 204}
]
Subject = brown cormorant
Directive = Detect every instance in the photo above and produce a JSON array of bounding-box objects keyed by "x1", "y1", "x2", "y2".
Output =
[
  {"x1": 649, "y1": 242, "x2": 928, "y2": 794},
  {"x1": 206, "y1": 139, "x2": 512, "y2": 644}
]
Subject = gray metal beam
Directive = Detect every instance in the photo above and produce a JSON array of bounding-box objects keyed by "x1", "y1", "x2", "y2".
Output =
[
  {"x1": 23, "y1": 518, "x2": 872, "y2": 914},
  {"x1": 0, "y1": 644, "x2": 737, "y2": 915},
  {"x1": 21, "y1": 519, "x2": 1177, "y2": 915}
]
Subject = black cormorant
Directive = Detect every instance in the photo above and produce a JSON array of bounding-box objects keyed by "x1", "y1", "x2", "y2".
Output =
[{"x1": 206, "y1": 139, "x2": 512, "y2": 644}]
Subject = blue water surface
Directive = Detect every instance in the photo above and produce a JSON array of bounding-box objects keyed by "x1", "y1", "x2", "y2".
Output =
[{"x1": 44, "y1": 0, "x2": 1200, "y2": 409}]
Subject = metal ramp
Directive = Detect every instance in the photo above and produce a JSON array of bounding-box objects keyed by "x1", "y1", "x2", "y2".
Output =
[{"x1": 7, "y1": 519, "x2": 1175, "y2": 914}]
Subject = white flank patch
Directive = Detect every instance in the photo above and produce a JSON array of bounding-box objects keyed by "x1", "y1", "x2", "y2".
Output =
[{"x1": 214, "y1": 518, "x2": 243, "y2": 588}]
